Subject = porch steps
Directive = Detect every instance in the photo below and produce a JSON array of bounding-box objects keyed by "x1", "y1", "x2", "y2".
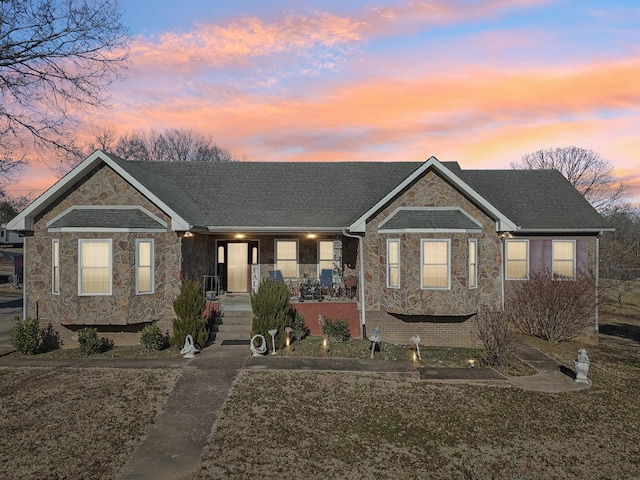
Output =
[{"x1": 213, "y1": 310, "x2": 253, "y2": 343}]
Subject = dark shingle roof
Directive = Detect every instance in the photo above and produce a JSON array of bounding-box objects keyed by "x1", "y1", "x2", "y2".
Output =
[
  {"x1": 49, "y1": 207, "x2": 165, "y2": 230},
  {"x1": 380, "y1": 209, "x2": 481, "y2": 231},
  {"x1": 102, "y1": 153, "x2": 607, "y2": 232},
  {"x1": 455, "y1": 169, "x2": 607, "y2": 231}
]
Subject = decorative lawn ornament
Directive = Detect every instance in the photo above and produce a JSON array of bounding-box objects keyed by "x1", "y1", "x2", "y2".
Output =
[
  {"x1": 268, "y1": 328, "x2": 278, "y2": 355},
  {"x1": 574, "y1": 348, "x2": 590, "y2": 384},
  {"x1": 250, "y1": 334, "x2": 267, "y2": 356},
  {"x1": 180, "y1": 335, "x2": 199, "y2": 358},
  {"x1": 410, "y1": 334, "x2": 421, "y2": 360},
  {"x1": 369, "y1": 327, "x2": 381, "y2": 359}
]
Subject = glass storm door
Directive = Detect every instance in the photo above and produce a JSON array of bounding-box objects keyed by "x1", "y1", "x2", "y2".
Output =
[{"x1": 227, "y1": 243, "x2": 249, "y2": 292}]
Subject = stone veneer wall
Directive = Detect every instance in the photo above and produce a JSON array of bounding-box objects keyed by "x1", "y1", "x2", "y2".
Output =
[
  {"x1": 361, "y1": 170, "x2": 503, "y2": 347},
  {"x1": 26, "y1": 163, "x2": 183, "y2": 347}
]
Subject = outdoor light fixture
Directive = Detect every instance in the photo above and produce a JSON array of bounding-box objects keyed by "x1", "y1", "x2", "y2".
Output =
[
  {"x1": 235, "y1": 233, "x2": 245, "y2": 239},
  {"x1": 268, "y1": 328, "x2": 278, "y2": 355},
  {"x1": 322, "y1": 336, "x2": 328, "y2": 351},
  {"x1": 183, "y1": 231, "x2": 194, "y2": 238},
  {"x1": 307, "y1": 233, "x2": 317, "y2": 239},
  {"x1": 468, "y1": 359, "x2": 476, "y2": 368},
  {"x1": 412, "y1": 351, "x2": 418, "y2": 364}
]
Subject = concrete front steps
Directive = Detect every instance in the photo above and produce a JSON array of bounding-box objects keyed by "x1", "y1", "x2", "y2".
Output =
[{"x1": 213, "y1": 310, "x2": 253, "y2": 344}]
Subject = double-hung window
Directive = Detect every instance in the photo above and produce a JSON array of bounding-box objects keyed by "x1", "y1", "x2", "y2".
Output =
[
  {"x1": 78, "y1": 239, "x2": 112, "y2": 295},
  {"x1": 52, "y1": 239, "x2": 60, "y2": 294},
  {"x1": 421, "y1": 239, "x2": 450, "y2": 289},
  {"x1": 318, "y1": 240, "x2": 334, "y2": 277},
  {"x1": 505, "y1": 239, "x2": 528, "y2": 280},
  {"x1": 275, "y1": 239, "x2": 298, "y2": 278},
  {"x1": 552, "y1": 240, "x2": 576, "y2": 279},
  {"x1": 387, "y1": 239, "x2": 400, "y2": 288},
  {"x1": 136, "y1": 239, "x2": 154, "y2": 294},
  {"x1": 468, "y1": 239, "x2": 478, "y2": 289}
]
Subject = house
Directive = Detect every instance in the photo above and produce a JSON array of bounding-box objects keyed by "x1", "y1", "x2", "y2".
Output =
[{"x1": 8, "y1": 150, "x2": 610, "y2": 347}]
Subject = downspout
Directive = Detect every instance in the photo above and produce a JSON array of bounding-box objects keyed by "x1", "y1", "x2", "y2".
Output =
[
  {"x1": 500, "y1": 234, "x2": 505, "y2": 310},
  {"x1": 342, "y1": 229, "x2": 366, "y2": 338},
  {"x1": 595, "y1": 235, "x2": 600, "y2": 333},
  {"x1": 23, "y1": 236, "x2": 27, "y2": 320}
]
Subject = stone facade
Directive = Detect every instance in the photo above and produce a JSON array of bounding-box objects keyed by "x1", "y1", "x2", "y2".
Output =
[
  {"x1": 26, "y1": 164, "x2": 183, "y2": 346},
  {"x1": 360, "y1": 170, "x2": 502, "y2": 346}
]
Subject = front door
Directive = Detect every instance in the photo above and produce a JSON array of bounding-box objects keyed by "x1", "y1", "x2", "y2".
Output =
[{"x1": 227, "y1": 243, "x2": 249, "y2": 292}]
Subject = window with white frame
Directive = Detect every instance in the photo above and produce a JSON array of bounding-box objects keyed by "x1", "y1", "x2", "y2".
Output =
[
  {"x1": 52, "y1": 239, "x2": 60, "y2": 294},
  {"x1": 421, "y1": 239, "x2": 450, "y2": 289},
  {"x1": 387, "y1": 239, "x2": 400, "y2": 288},
  {"x1": 505, "y1": 239, "x2": 528, "y2": 280},
  {"x1": 468, "y1": 239, "x2": 478, "y2": 289},
  {"x1": 136, "y1": 239, "x2": 154, "y2": 294},
  {"x1": 275, "y1": 239, "x2": 298, "y2": 278},
  {"x1": 318, "y1": 240, "x2": 334, "y2": 277},
  {"x1": 78, "y1": 239, "x2": 112, "y2": 295},
  {"x1": 553, "y1": 240, "x2": 576, "y2": 279}
]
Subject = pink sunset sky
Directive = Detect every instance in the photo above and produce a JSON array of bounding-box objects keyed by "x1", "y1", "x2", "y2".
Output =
[{"x1": 14, "y1": 0, "x2": 640, "y2": 204}]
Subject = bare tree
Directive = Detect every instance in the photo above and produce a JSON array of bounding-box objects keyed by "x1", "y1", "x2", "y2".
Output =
[
  {"x1": 115, "y1": 128, "x2": 240, "y2": 163},
  {"x1": 512, "y1": 146, "x2": 627, "y2": 213},
  {"x1": 600, "y1": 206, "x2": 640, "y2": 307},
  {"x1": 0, "y1": 0, "x2": 129, "y2": 160}
]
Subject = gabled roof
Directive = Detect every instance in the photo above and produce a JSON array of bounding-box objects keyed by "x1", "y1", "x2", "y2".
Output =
[
  {"x1": 378, "y1": 208, "x2": 482, "y2": 233},
  {"x1": 8, "y1": 150, "x2": 609, "y2": 234},
  {"x1": 47, "y1": 206, "x2": 167, "y2": 232}
]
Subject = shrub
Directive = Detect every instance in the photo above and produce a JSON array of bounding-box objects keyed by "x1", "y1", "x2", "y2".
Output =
[
  {"x1": 40, "y1": 323, "x2": 62, "y2": 352},
  {"x1": 78, "y1": 327, "x2": 111, "y2": 355},
  {"x1": 140, "y1": 322, "x2": 168, "y2": 351},
  {"x1": 507, "y1": 271, "x2": 597, "y2": 343},
  {"x1": 474, "y1": 306, "x2": 518, "y2": 367},
  {"x1": 322, "y1": 317, "x2": 350, "y2": 343},
  {"x1": 251, "y1": 277, "x2": 293, "y2": 349},
  {"x1": 171, "y1": 279, "x2": 209, "y2": 349},
  {"x1": 291, "y1": 311, "x2": 309, "y2": 342},
  {"x1": 10, "y1": 316, "x2": 41, "y2": 355}
]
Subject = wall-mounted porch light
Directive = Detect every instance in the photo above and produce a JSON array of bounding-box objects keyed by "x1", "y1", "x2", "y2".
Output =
[{"x1": 183, "y1": 231, "x2": 194, "y2": 238}]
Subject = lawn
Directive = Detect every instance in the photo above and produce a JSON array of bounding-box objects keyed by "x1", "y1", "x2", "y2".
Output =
[
  {"x1": 2, "y1": 284, "x2": 639, "y2": 479},
  {"x1": 0, "y1": 367, "x2": 180, "y2": 479},
  {"x1": 196, "y1": 286, "x2": 640, "y2": 479}
]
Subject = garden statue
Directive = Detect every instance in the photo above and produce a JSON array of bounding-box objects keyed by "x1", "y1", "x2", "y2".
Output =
[
  {"x1": 180, "y1": 335, "x2": 199, "y2": 358},
  {"x1": 574, "y1": 348, "x2": 590, "y2": 384},
  {"x1": 250, "y1": 334, "x2": 268, "y2": 356}
]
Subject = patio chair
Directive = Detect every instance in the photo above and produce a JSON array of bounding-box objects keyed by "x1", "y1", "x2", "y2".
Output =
[
  {"x1": 268, "y1": 270, "x2": 284, "y2": 283},
  {"x1": 320, "y1": 269, "x2": 333, "y2": 298}
]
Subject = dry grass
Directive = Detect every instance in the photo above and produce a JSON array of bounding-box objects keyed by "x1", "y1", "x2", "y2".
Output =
[
  {"x1": 198, "y1": 288, "x2": 640, "y2": 479},
  {"x1": 0, "y1": 367, "x2": 180, "y2": 479},
  {"x1": 199, "y1": 336, "x2": 640, "y2": 479}
]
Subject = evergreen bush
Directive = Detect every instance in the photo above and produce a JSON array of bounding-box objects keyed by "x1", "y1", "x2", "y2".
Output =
[
  {"x1": 171, "y1": 279, "x2": 209, "y2": 348},
  {"x1": 78, "y1": 327, "x2": 111, "y2": 355},
  {"x1": 250, "y1": 277, "x2": 293, "y2": 349},
  {"x1": 291, "y1": 310, "x2": 309, "y2": 342},
  {"x1": 10, "y1": 316, "x2": 41, "y2": 355},
  {"x1": 322, "y1": 317, "x2": 350, "y2": 343},
  {"x1": 140, "y1": 321, "x2": 168, "y2": 351},
  {"x1": 40, "y1": 323, "x2": 62, "y2": 352}
]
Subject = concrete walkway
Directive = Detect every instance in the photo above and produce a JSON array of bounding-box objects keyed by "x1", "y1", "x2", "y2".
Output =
[{"x1": 117, "y1": 344, "x2": 248, "y2": 480}]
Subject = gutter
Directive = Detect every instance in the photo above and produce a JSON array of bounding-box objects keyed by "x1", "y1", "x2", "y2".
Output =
[{"x1": 342, "y1": 228, "x2": 366, "y2": 339}]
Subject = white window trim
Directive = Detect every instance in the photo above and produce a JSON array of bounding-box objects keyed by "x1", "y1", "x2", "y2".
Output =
[
  {"x1": 420, "y1": 239, "x2": 451, "y2": 290},
  {"x1": 275, "y1": 238, "x2": 299, "y2": 279},
  {"x1": 78, "y1": 239, "x2": 113, "y2": 296},
  {"x1": 505, "y1": 239, "x2": 529, "y2": 280},
  {"x1": 386, "y1": 238, "x2": 400, "y2": 289},
  {"x1": 552, "y1": 239, "x2": 576, "y2": 280},
  {"x1": 135, "y1": 239, "x2": 155, "y2": 294},
  {"x1": 468, "y1": 238, "x2": 478, "y2": 289},
  {"x1": 52, "y1": 239, "x2": 60, "y2": 295}
]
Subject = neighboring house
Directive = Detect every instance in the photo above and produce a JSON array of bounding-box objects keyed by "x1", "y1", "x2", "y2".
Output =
[{"x1": 8, "y1": 150, "x2": 610, "y2": 347}]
